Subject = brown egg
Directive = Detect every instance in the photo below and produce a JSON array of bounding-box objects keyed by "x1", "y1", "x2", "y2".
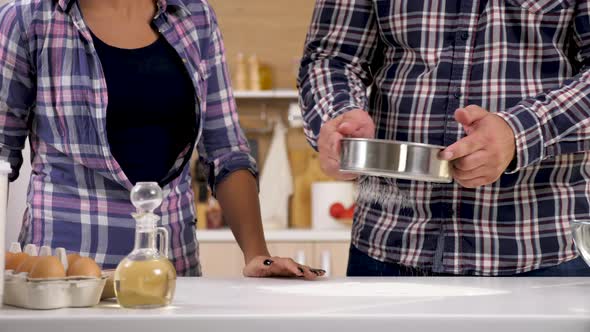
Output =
[
  {"x1": 5, "y1": 252, "x2": 14, "y2": 270},
  {"x1": 67, "y1": 257, "x2": 101, "y2": 278},
  {"x1": 29, "y1": 256, "x2": 66, "y2": 279},
  {"x1": 16, "y1": 256, "x2": 39, "y2": 274},
  {"x1": 6, "y1": 252, "x2": 29, "y2": 270},
  {"x1": 67, "y1": 253, "x2": 81, "y2": 268}
]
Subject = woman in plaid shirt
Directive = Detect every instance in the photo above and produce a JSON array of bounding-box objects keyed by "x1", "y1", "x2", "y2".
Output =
[
  {"x1": 300, "y1": 0, "x2": 590, "y2": 276},
  {"x1": 0, "y1": 0, "x2": 324, "y2": 279}
]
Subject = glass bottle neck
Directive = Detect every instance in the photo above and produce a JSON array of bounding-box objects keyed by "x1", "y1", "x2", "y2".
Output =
[
  {"x1": 129, "y1": 213, "x2": 161, "y2": 259},
  {"x1": 134, "y1": 228, "x2": 157, "y2": 251}
]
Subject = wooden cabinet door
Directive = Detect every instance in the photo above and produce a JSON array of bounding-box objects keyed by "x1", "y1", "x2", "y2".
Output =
[
  {"x1": 199, "y1": 242, "x2": 244, "y2": 277},
  {"x1": 267, "y1": 242, "x2": 314, "y2": 266},
  {"x1": 313, "y1": 242, "x2": 350, "y2": 277},
  {"x1": 199, "y1": 242, "x2": 315, "y2": 277},
  {"x1": 199, "y1": 241, "x2": 350, "y2": 277}
]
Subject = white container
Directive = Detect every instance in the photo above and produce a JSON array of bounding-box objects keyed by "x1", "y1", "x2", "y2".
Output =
[
  {"x1": 0, "y1": 160, "x2": 11, "y2": 306},
  {"x1": 311, "y1": 182, "x2": 356, "y2": 230},
  {"x1": 3, "y1": 244, "x2": 107, "y2": 310}
]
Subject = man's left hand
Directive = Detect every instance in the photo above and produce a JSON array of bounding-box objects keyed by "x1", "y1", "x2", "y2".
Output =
[{"x1": 439, "y1": 105, "x2": 516, "y2": 188}]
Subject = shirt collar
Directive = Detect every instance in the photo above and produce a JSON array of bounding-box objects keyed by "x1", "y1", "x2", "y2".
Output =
[
  {"x1": 156, "y1": 0, "x2": 191, "y2": 17},
  {"x1": 57, "y1": 0, "x2": 191, "y2": 17}
]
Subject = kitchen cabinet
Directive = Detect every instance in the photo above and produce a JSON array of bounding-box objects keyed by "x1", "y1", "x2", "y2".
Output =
[
  {"x1": 3, "y1": 277, "x2": 590, "y2": 332},
  {"x1": 266, "y1": 242, "x2": 315, "y2": 266},
  {"x1": 313, "y1": 242, "x2": 350, "y2": 277},
  {"x1": 198, "y1": 242, "x2": 244, "y2": 277},
  {"x1": 198, "y1": 230, "x2": 350, "y2": 277}
]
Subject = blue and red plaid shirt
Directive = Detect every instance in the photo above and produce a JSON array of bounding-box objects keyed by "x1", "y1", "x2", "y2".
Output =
[
  {"x1": 299, "y1": 0, "x2": 590, "y2": 275},
  {"x1": 0, "y1": 0, "x2": 256, "y2": 276}
]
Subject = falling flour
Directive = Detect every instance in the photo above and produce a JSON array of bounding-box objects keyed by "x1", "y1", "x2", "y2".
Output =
[{"x1": 357, "y1": 177, "x2": 415, "y2": 214}]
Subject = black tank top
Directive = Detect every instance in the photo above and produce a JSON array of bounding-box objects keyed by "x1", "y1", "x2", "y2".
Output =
[{"x1": 91, "y1": 31, "x2": 197, "y2": 186}]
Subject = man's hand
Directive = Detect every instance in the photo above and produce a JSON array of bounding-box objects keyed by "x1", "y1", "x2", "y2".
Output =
[
  {"x1": 318, "y1": 109, "x2": 375, "y2": 179},
  {"x1": 439, "y1": 105, "x2": 516, "y2": 188}
]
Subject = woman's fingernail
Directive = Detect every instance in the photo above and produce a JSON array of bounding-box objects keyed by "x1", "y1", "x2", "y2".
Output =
[{"x1": 263, "y1": 259, "x2": 274, "y2": 266}]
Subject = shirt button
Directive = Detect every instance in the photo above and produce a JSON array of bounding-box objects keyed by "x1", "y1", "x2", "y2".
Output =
[
  {"x1": 454, "y1": 89, "x2": 463, "y2": 99},
  {"x1": 460, "y1": 31, "x2": 469, "y2": 40}
]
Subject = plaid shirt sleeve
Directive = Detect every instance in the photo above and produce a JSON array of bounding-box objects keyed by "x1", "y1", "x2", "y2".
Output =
[
  {"x1": 0, "y1": 3, "x2": 35, "y2": 181},
  {"x1": 197, "y1": 5, "x2": 257, "y2": 193},
  {"x1": 496, "y1": 1, "x2": 590, "y2": 173},
  {"x1": 297, "y1": 0, "x2": 380, "y2": 149}
]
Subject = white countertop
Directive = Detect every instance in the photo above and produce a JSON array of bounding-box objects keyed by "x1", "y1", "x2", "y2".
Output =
[
  {"x1": 197, "y1": 229, "x2": 351, "y2": 242},
  {"x1": 2, "y1": 277, "x2": 590, "y2": 332}
]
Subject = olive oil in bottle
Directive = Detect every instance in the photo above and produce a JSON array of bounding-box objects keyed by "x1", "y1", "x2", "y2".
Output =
[
  {"x1": 115, "y1": 257, "x2": 176, "y2": 308},
  {"x1": 114, "y1": 182, "x2": 176, "y2": 309}
]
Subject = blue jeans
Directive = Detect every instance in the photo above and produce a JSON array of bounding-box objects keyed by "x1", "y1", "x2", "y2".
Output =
[{"x1": 347, "y1": 245, "x2": 590, "y2": 277}]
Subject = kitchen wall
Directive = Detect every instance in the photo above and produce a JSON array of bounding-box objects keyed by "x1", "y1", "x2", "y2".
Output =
[
  {"x1": 207, "y1": 0, "x2": 318, "y2": 171},
  {"x1": 208, "y1": 0, "x2": 316, "y2": 89},
  {"x1": 6, "y1": 143, "x2": 29, "y2": 246}
]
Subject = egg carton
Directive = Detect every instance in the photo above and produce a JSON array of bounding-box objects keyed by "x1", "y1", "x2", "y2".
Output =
[{"x1": 3, "y1": 243, "x2": 107, "y2": 310}]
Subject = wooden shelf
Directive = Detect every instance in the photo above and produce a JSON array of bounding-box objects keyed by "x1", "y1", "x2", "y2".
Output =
[{"x1": 233, "y1": 90, "x2": 299, "y2": 99}]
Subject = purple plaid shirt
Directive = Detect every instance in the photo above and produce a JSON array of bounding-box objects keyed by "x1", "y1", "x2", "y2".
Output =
[
  {"x1": 299, "y1": 0, "x2": 590, "y2": 275},
  {"x1": 0, "y1": 0, "x2": 256, "y2": 276}
]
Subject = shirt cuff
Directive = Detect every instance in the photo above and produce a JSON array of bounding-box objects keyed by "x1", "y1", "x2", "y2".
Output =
[
  {"x1": 327, "y1": 91, "x2": 366, "y2": 120},
  {"x1": 495, "y1": 105, "x2": 545, "y2": 173},
  {"x1": 302, "y1": 91, "x2": 366, "y2": 151},
  {"x1": 208, "y1": 151, "x2": 258, "y2": 195}
]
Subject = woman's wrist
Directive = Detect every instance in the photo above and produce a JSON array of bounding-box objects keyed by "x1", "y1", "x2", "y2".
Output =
[{"x1": 244, "y1": 247, "x2": 271, "y2": 264}]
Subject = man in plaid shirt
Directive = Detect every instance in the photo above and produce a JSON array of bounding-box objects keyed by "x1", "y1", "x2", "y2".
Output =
[{"x1": 299, "y1": 0, "x2": 590, "y2": 276}]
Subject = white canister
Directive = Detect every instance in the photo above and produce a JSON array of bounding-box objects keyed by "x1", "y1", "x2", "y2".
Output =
[
  {"x1": 0, "y1": 160, "x2": 11, "y2": 304},
  {"x1": 311, "y1": 181, "x2": 356, "y2": 230}
]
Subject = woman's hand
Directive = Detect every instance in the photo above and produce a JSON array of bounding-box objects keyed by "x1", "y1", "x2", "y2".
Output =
[
  {"x1": 243, "y1": 256, "x2": 326, "y2": 280},
  {"x1": 216, "y1": 172, "x2": 325, "y2": 281}
]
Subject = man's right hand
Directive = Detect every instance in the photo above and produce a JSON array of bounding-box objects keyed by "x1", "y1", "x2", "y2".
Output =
[{"x1": 318, "y1": 109, "x2": 375, "y2": 180}]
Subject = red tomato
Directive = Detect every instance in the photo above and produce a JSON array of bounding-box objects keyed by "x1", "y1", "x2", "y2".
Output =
[
  {"x1": 329, "y1": 203, "x2": 345, "y2": 219},
  {"x1": 342, "y1": 207, "x2": 355, "y2": 219}
]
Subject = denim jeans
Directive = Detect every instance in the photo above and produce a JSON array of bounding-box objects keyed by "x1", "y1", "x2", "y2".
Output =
[{"x1": 347, "y1": 245, "x2": 590, "y2": 277}]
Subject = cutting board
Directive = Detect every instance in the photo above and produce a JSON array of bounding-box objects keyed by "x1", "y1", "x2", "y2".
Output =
[{"x1": 290, "y1": 149, "x2": 332, "y2": 228}]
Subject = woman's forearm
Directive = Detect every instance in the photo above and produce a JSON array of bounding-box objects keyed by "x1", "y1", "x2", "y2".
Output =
[{"x1": 215, "y1": 170, "x2": 270, "y2": 263}]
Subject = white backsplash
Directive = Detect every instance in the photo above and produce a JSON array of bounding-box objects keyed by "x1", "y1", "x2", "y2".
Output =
[{"x1": 6, "y1": 140, "x2": 30, "y2": 248}]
